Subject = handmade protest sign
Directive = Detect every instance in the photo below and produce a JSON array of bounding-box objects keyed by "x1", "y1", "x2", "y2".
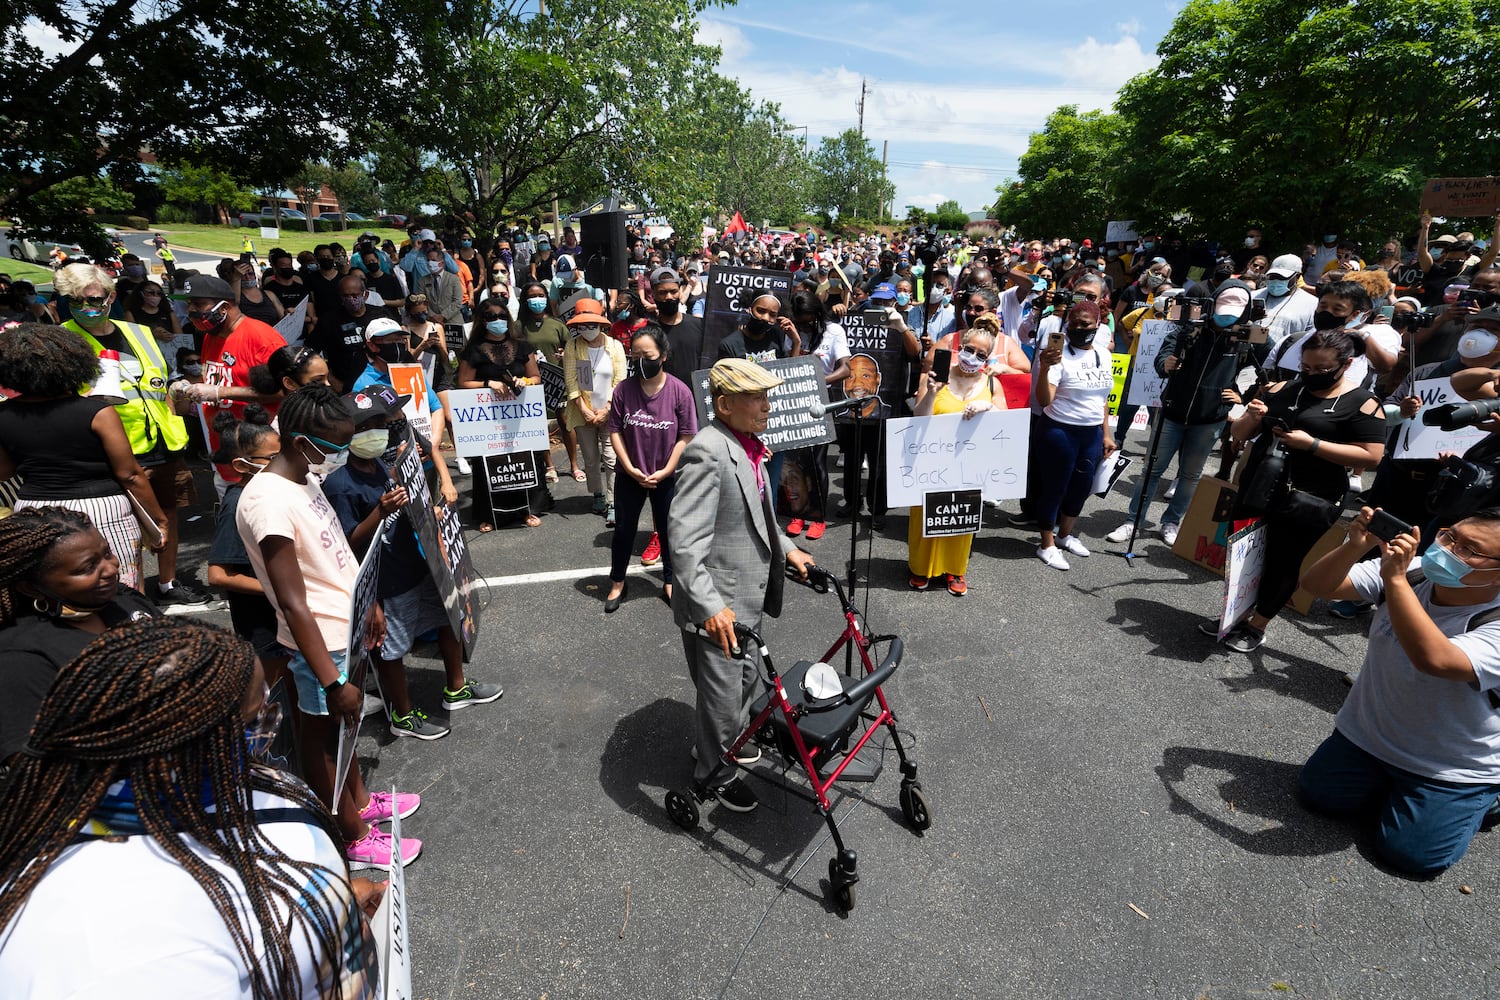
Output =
[
  {"x1": 1105, "y1": 220, "x2": 1139, "y2": 243},
  {"x1": 273, "y1": 297, "x2": 308, "y2": 346},
  {"x1": 1220, "y1": 520, "x2": 1267, "y2": 639},
  {"x1": 1420, "y1": 177, "x2": 1500, "y2": 217},
  {"x1": 837, "y1": 309, "x2": 906, "y2": 421},
  {"x1": 333, "y1": 538, "x2": 382, "y2": 812},
  {"x1": 448, "y1": 385, "x2": 548, "y2": 457},
  {"x1": 702, "y1": 264, "x2": 793, "y2": 347},
  {"x1": 1126, "y1": 321, "x2": 1170, "y2": 407},
  {"x1": 537, "y1": 359, "x2": 567, "y2": 411},
  {"x1": 921, "y1": 489, "x2": 983, "y2": 538},
  {"x1": 436, "y1": 501, "x2": 481, "y2": 656},
  {"x1": 884, "y1": 409, "x2": 1030, "y2": 507},
  {"x1": 690, "y1": 355, "x2": 834, "y2": 453},
  {"x1": 370, "y1": 790, "x2": 412, "y2": 999},
  {"x1": 1107, "y1": 353, "x2": 1131, "y2": 416},
  {"x1": 1392, "y1": 376, "x2": 1490, "y2": 460}
]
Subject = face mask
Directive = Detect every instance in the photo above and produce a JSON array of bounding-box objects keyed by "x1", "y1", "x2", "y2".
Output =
[
  {"x1": 1060, "y1": 255, "x2": 1074, "y2": 265},
  {"x1": 364, "y1": 260, "x2": 381, "y2": 273},
  {"x1": 656, "y1": 298, "x2": 680, "y2": 317},
  {"x1": 745, "y1": 315, "x2": 775, "y2": 339},
  {"x1": 1244, "y1": 237, "x2": 1258, "y2": 248},
  {"x1": 1323, "y1": 235, "x2": 1338, "y2": 245},
  {"x1": 895, "y1": 292, "x2": 911, "y2": 307},
  {"x1": 373, "y1": 342, "x2": 409, "y2": 364},
  {"x1": 912, "y1": 264, "x2": 925, "y2": 277},
  {"x1": 1141, "y1": 241, "x2": 1155, "y2": 250},
  {"x1": 637, "y1": 357, "x2": 663, "y2": 379},
  {"x1": 74, "y1": 303, "x2": 107, "y2": 321},
  {"x1": 318, "y1": 259, "x2": 336, "y2": 271},
  {"x1": 1027, "y1": 251, "x2": 1043, "y2": 262},
  {"x1": 576, "y1": 325, "x2": 603, "y2": 341},
  {"x1": 615, "y1": 309, "x2": 631, "y2": 321},
  {"x1": 1311, "y1": 309, "x2": 1344, "y2": 331},
  {"x1": 485, "y1": 318, "x2": 508, "y2": 337},
  {"x1": 927, "y1": 286, "x2": 946, "y2": 304},
  {"x1": 188, "y1": 307, "x2": 227, "y2": 332},
  {"x1": 955, "y1": 348, "x2": 985, "y2": 374},
  {"x1": 1210, "y1": 311, "x2": 1241, "y2": 328},
  {"x1": 124, "y1": 265, "x2": 145, "y2": 279},
  {"x1": 181, "y1": 363, "x2": 203, "y2": 377},
  {"x1": 1066, "y1": 326, "x2": 1097, "y2": 349},
  {"x1": 462, "y1": 240, "x2": 473, "y2": 248},
  {"x1": 526, "y1": 297, "x2": 547, "y2": 314},
  {"x1": 1266, "y1": 279, "x2": 1290, "y2": 298},
  {"x1": 1421, "y1": 541, "x2": 1485, "y2": 589},
  {"x1": 410, "y1": 311, "x2": 429, "y2": 323},
  {"x1": 1300, "y1": 367, "x2": 1344, "y2": 392},
  {"x1": 427, "y1": 260, "x2": 443, "y2": 275},
  {"x1": 32, "y1": 585, "x2": 107, "y2": 621},
  {"x1": 1459, "y1": 329, "x2": 1500, "y2": 359},
  {"x1": 299, "y1": 436, "x2": 348, "y2": 475},
  {"x1": 341, "y1": 294, "x2": 365, "y2": 312},
  {"x1": 1107, "y1": 249, "x2": 1119, "y2": 259},
  {"x1": 1145, "y1": 273, "x2": 1165, "y2": 288},
  {"x1": 349, "y1": 428, "x2": 390, "y2": 459},
  {"x1": 276, "y1": 266, "x2": 294, "y2": 278}
]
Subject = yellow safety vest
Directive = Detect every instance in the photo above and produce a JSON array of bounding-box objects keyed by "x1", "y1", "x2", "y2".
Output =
[{"x1": 68, "y1": 318, "x2": 190, "y2": 455}]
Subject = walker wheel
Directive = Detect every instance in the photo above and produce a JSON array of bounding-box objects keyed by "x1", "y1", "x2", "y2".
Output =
[
  {"x1": 899, "y1": 782, "x2": 932, "y2": 831},
  {"x1": 665, "y1": 789, "x2": 699, "y2": 830},
  {"x1": 827, "y1": 864, "x2": 856, "y2": 912}
]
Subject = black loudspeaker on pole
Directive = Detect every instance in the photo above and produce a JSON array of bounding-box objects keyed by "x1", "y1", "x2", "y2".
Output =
[{"x1": 579, "y1": 210, "x2": 629, "y2": 290}]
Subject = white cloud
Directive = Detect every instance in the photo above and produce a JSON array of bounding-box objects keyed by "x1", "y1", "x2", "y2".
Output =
[
  {"x1": 21, "y1": 18, "x2": 73, "y2": 59},
  {"x1": 1057, "y1": 35, "x2": 1159, "y2": 90},
  {"x1": 695, "y1": 18, "x2": 752, "y2": 63},
  {"x1": 1116, "y1": 17, "x2": 1143, "y2": 36}
]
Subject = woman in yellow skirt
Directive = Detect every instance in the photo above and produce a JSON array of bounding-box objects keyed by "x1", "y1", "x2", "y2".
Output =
[{"x1": 907, "y1": 320, "x2": 1007, "y2": 596}]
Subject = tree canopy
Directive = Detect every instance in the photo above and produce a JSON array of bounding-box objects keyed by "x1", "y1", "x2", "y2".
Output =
[
  {"x1": 808, "y1": 129, "x2": 895, "y2": 223},
  {"x1": 991, "y1": 107, "x2": 1124, "y2": 241}
]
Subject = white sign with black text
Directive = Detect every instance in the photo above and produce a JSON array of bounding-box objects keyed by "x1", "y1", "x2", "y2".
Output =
[
  {"x1": 884, "y1": 409, "x2": 1030, "y2": 507},
  {"x1": 449, "y1": 385, "x2": 549, "y2": 457}
]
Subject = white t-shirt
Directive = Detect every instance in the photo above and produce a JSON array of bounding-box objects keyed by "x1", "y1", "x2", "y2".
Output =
[
  {"x1": 1044, "y1": 340, "x2": 1114, "y2": 426},
  {"x1": 1273, "y1": 323, "x2": 1397, "y2": 390},
  {"x1": 999, "y1": 285, "x2": 1034, "y2": 343},
  {"x1": 586, "y1": 343, "x2": 614, "y2": 409},
  {"x1": 1337, "y1": 560, "x2": 1500, "y2": 782},
  {"x1": 1252, "y1": 288, "x2": 1318, "y2": 348},
  {"x1": 810, "y1": 321, "x2": 851, "y2": 377},
  {"x1": 0, "y1": 787, "x2": 378, "y2": 998},
  {"x1": 236, "y1": 470, "x2": 357, "y2": 652}
]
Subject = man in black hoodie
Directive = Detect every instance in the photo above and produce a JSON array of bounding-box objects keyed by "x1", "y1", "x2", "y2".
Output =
[{"x1": 1106, "y1": 279, "x2": 1268, "y2": 545}]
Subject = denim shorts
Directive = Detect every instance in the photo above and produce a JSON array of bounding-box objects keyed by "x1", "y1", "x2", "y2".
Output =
[
  {"x1": 380, "y1": 577, "x2": 450, "y2": 661},
  {"x1": 287, "y1": 648, "x2": 350, "y2": 716}
]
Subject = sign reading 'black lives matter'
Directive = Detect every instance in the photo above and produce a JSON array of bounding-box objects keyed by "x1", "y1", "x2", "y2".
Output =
[{"x1": 690, "y1": 355, "x2": 835, "y2": 453}]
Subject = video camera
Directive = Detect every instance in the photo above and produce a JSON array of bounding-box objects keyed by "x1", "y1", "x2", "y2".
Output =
[
  {"x1": 1422, "y1": 398, "x2": 1500, "y2": 432},
  {"x1": 1392, "y1": 307, "x2": 1442, "y2": 334},
  {"x1": 1427, "y1": 433, "x2": 1500, "y2": 522},
  {"x1": 1162, "y1": 294, "x2": 1268, "y2": 343}
]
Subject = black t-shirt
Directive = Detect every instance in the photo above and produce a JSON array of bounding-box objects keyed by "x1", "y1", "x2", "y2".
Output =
[
  {"x1": 662, "y1": 315, "x2": 711, "y2": 387},
  {"x1": 264, "y1": 275, "x2": 309, "y2": 313},
  {"x1": 208, "y1": 483, "x2": 281, "y2": 654},
  {"x1": 314, "y1": 305, "x2": 395, "y2": 389},
  {"x1": 1251, "y1": 380, "x2": 1387, "y2": 502},
  {"x1": 323, "y1": 460, "x2": 429, "y2": 599},
  {"x1": 0, "y1": 396, "x2": 121, "y2": 499},
  {"x1": 302, "y1": 269, "x2": 346, "y2": 319},
  {"x1": 0, "y1": 587, "x2": 160, "y2": 760},
  {"x1": 367, "y1": 270, "x2": 406, "y2": 304},
  {"x1": 716, "y1": 328, "x2": 786, "y2": 364}
]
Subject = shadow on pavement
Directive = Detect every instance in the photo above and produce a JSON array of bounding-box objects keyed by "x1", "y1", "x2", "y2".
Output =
[
  {"x1": 1217, "y1": 644, "x2": 1352, "y2": 716},
  {"x1": 1103, "y1": 597, "x2": 1222, "y2": 664},
  {"x1": 1157, "y1": 745, "x2": 1354, "y2": 857}
]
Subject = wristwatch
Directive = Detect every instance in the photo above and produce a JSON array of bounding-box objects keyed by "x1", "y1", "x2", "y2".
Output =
[{"x1": 322, "y1": 669, "x2": 349, "y2": 698}]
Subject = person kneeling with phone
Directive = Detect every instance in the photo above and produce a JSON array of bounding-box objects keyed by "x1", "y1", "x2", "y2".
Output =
[{"x1": 1297, "y1": 505, "x2": 1500, "y2": 876}]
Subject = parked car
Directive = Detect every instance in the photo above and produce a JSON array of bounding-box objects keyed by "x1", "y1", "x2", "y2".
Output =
[
  {"x1": 5, "y1": 227, "x2": 88, "y2": 266},
  {"x1": 237, "y1": 206, "x2": 310, "y2": 226},
  {"x1": 319, "y1": 212, "x2": 367, "y2": 223},
  {"x1": 377, "y1": 213, "x2": 408, "y2": 228}
]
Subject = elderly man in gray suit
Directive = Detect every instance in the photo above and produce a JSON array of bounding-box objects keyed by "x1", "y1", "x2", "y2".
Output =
[{"x1": 671, "y1": 357, "x2": 816, "y2": 812}]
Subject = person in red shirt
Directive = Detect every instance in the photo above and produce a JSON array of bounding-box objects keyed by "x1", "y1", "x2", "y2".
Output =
[{"x1": 174, "y1": 274, "x2": 289, "y2": 494}]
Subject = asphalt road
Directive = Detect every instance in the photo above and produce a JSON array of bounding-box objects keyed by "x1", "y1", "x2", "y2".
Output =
[
  {"x1": 0, "y1": 229, "x2": 227, "y2": 284},
  {"x1": 160, "y1": 430, "x2": 1500, "y2": 1000}
]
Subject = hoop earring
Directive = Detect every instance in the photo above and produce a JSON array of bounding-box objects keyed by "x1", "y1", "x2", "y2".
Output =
[{"x1": 33, "y1": 597, "x2": 50, "y2": 614}]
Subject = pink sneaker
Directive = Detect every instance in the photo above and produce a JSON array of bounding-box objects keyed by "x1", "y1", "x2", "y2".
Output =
[
  {"x1": 346, "y1": 826, "x2": 422, "y2": 870},
  {"x1": 359, "y1": 790, "x2": 421, "y2": 823}
]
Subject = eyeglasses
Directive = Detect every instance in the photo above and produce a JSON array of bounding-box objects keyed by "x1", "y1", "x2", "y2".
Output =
[
  {"x1": 69, "y1": 294, "x2": 109, "y2": 307},
  {"x1": 1299, "y1": 365, "x2": 1342, "y2": 376},
  {"x1": 1437, "y1": 528, "x2": 1500, "y2": 564}
]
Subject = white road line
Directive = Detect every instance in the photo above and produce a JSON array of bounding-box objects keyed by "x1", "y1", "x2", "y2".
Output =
[{"x1": 477, "y1": 564, "x2": 662, "y2": 587}]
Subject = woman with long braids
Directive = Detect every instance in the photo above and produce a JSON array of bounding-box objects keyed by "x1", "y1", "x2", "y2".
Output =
[
  {"x1": 0, "y1": 619, "x2": 383, "y2": 997},
  {"x1": 235, "y1": 383, "x2": 421, "y2": 869},
  {"x1": 0, "y1": 507, "x2": 160, "y2": 765}
]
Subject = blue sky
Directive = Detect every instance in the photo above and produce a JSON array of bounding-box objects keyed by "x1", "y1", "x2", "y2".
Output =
[{"x1": 697, "y1": 0, "x2": 1179, "y2": 217}]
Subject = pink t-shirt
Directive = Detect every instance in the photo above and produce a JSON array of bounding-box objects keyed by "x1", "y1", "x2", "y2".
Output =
[{"x1": 235, "y1": 471, "x2": 356, "y2": 652}]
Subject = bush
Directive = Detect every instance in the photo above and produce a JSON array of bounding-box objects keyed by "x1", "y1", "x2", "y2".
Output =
[
  {"x1": 156, "y1": 204, "x2": 199, "y2": 224},
  {"x1": 125, "y1": 215, "x2": 150, "y2": 230}
]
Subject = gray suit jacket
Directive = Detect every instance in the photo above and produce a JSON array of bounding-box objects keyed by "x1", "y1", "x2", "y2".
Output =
[{"x1": 669, "y1": 420, "x2": 796, "y2": 630}]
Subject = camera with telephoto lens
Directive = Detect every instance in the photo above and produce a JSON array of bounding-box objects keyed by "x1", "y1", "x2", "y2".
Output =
[
  {"x1": 1422, "y1": 398, "x2": 1500, "y2": 431},
  {"x1": 1392, "y1": 307, "x2": 1441, "y2": 333},
  {"x1": 1429, "y1": 451, "x2": 1500, "y2": 522}
]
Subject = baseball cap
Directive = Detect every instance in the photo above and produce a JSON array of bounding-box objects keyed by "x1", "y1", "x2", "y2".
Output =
[
  {"x1": 363, "y1": 317, "x2": 404, "y2": 340},
  {"x1": 650, "y1": 266, "x2": 681, "y2": 286},
  {"x1": 718, "y1": 250, "x2": 731, "y2": 261},
  {"x1": 555, "y1": 253, "x2": 577, "y2": 274},
  {"x1": 869, "y1": 282, "x2": 897, "y2": 301},
  {"x1": 346, "y1": 385, "x2": 412, "y2": 422},
  {"x1": 1266, "y1": 254, "x2": 1303, "y2": 279},
  {"x1": 417, "y1": 228, "x2": 436, "y2": 243},
  {"x1": 1431, "y1": 234, "x2": 1458, "y2": 246},
  {"x1": 182, "y1": 274, "x2": 235, "y2": 303},
  {"x1": 709, "y1": 357, "x2": 782, "y2": 395}
]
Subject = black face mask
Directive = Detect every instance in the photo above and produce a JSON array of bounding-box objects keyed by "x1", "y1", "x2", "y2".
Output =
[
  {"x1": 744, "y1": 315, "x2": 775, "y2": 339},
  {"x1": 275, "y1": 266, "x2": 294, "y2": 278},
  {"x1": 637, "y1": 357, "x2": 664, "y2": 379},
  {"x1": 1301, "y1": 367, "x2": 1344, "y2": 392},
  {"x1": 655, "y1": 298, "x2": 680, "y2": 317},
  {"x1": 1066, "y1": 326, "x2": 1098, "y2": 349},
  {"x1": 317, "y1": 259, "x2": 336, "y2": 271},
  {"x1": 373, "y1": 342, "x2": 410, "y2": 364},
  {"x1": 1311, "y1": 309, "x2": 1345, "y2": 331}
]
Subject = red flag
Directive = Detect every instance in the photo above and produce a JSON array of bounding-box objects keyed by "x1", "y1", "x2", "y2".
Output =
[{"x1": 724, "y1": 211, "x2": 748, "y2": 235}]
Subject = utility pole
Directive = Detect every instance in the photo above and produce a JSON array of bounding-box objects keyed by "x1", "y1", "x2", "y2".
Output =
[
  {"x1": 857, "y1": 78, "x2": 867, "y2": 138},
  {"x1": 880, "y1": 139, "x2": 888, "y2": 223},
  {"x1": 539, "y1": 0, "x2": 561, "y2": 239}
]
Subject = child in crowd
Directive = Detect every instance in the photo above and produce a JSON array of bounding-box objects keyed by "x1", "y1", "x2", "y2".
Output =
[
  {"x1": 235, "y1": 383, "x2": 421, "y2": 870},
  {"x1": 323, "y1": 386, "x2": 501, "y2": 742}
]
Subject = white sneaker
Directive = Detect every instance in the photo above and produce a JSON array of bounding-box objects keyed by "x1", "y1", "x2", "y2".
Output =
[
  {"x1": 1105, "y1": 522, "x2": 1136, "y2": 543},
  {"x1": 456, "y1": 455, "x2": 472, "y2": 475},
  {"x1": 1037, "y1": 545, "x2": 1070, "y2": 571},
  {"x1": 1348, "y1": 472, "x2": 1363, "y2": 491},
  {"x1": 1161, "y1": 523, "x2": 1180, "y2": 546},
  {"x1": 1164, "y1": 479, "x2": 1178, "y2": 500},
  {"x1": 1058, "y1": 534, "x2": 1090, "y2": 557}
]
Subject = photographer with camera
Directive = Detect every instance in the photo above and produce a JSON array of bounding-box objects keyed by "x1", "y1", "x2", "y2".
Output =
[
  {"x1": 1106, "y1": 280, "x2": 1266, "y2": 547},
  {"x1": 1403, "y1": 267, "x2": 1500, "y2": 370},
  {"x1": 1296, "y1": 506, "x2": 1500, "y2": 877},
  {"x1": 1253, "y1": 255, "x2": 1319, "y2": 348},
  {"x1": 1206, "y1": 330, "x2": 1387, "y2": 651}
]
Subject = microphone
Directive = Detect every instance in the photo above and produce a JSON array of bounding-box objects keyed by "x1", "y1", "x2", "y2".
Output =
[{"x1": 809, "y1": 396, "x2": 870, "y2": 418}]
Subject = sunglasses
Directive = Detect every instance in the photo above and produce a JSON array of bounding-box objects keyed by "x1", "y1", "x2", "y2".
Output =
[{"x1": 69, "y1": 294, "x2": 109, "y2": 307}]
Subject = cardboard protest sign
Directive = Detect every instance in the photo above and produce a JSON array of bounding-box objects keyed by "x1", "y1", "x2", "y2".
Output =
[
  {"x1": 1392, "y1": 376, "x2": 1489, "y2": 460},
  {"x1": 703, "y1": 264, "x2": 793, "y2": 348},
  {"x1": 370, "y1": 790, "x2": 412, "y2": 999},
  {"x1": 884, "y1": 409, "x2": 1030, "y2": 506},
  {"x1": 1220, "y1": 520, "x2": 1268, "y2": 638},
  {"x1": 1420, "y1": 177, "x2": 1500, "y2": 217},
  {"x1": 436, "y1": 501, "x2": 481, "y2": 655},
  {"x1": 690, "y1": 355, "x2": 834, "y2": 453},
  {"x1": 333, "y1": 538, "x2": 382, "y2": 812},
  {"x1": 1105, "y1": 220, "x2": 1139, "y2": 243},
  {"x1": 1126, "y1": 321, "x2": 1171, "y2": 407},
  {"x1": 837, "y1": 309, "x2": 906, "y2": 421},
  {"x1": 274, "y1": 297, "x2": 308, "y2": 347},
  {"x1": 536, "y1": 359, "x2": 567, "y2": 411},
  {"x1": 921, "y1": 489, "x2": 983, "y2": 538},
  {"x1": 389, "y1": 430, "x2": 479, "y2": 660},
  {"x1": 385, "y1": 363, "x2": 431, "y2": 441},
  {"x1": 448, "y1": 385, "x2": 548, "y2": 457}
]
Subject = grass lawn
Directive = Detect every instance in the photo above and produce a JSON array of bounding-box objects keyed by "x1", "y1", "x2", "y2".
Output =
[
  {"x1": 155, "y1": 224, "x2": 410, "y2": 256},
  {"x1": 0, "y1": 259, "x2": 57, "y2": 288}
]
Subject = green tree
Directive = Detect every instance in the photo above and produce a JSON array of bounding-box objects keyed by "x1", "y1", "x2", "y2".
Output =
[
  {"x1": 159, "y1": 165, "x2": 257, "y2": 224},
  {"x1": 991, "y1": 106, "x2": 1124, "y2": 240},
  {"x1": 905, "y1": 206, "x2": 930, "y2": 227},
  {"x1": 287, "y1": 162, "x2": 328, "y2": 234},
  {"x1": 808, "y1": 129, "x2": 895, "y2": 222},
  {"x1": 931, "y1": 199, "x2": 967, "y2": 231},
  {"x1": 1111, "y1": 0, "x2": 1500, "y2": 245},
  {"x1": 324, "y1": 161, "x2": 380, "y2": 226}
]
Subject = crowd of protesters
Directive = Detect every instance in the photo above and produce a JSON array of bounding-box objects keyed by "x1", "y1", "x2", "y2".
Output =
[{"x1": 4, "y1": 206, "x2": 1500, "y2": 991}]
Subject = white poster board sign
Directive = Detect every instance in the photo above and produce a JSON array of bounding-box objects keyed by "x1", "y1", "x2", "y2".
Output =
[
  {"x1": 273, "y1": 297, "x2": 308, "y2": 346},
  {"x1": 1126, "y1": 320, "x2": 1171, "y2": 408},
  {"x1": 259, "y1": 226, "x2": 279, "y2": 240},
  {"x1": 884, "y1": 409, "x2": 1030, "y2": 507},
  {"x1": 369, "y1": 791, "x2": 412, "y2": 999},
  {"x1": 1391, "y1": 376, "x2": 1490, "y2": 460},
  {"x1": 448, "y1": 384, "x2": 548, "y2": 457},
  {"x1": 1106, "y1": 220, "x2": 1139, "y2": 243},
  {"x1": 1220, "y1": 521, "x2": 1267, "y2": 639}
]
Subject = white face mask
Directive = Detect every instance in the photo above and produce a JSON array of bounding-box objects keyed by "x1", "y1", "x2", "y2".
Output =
[{"x1": 1459, "y1": 328, "x2": 1500, "y2": 359}]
